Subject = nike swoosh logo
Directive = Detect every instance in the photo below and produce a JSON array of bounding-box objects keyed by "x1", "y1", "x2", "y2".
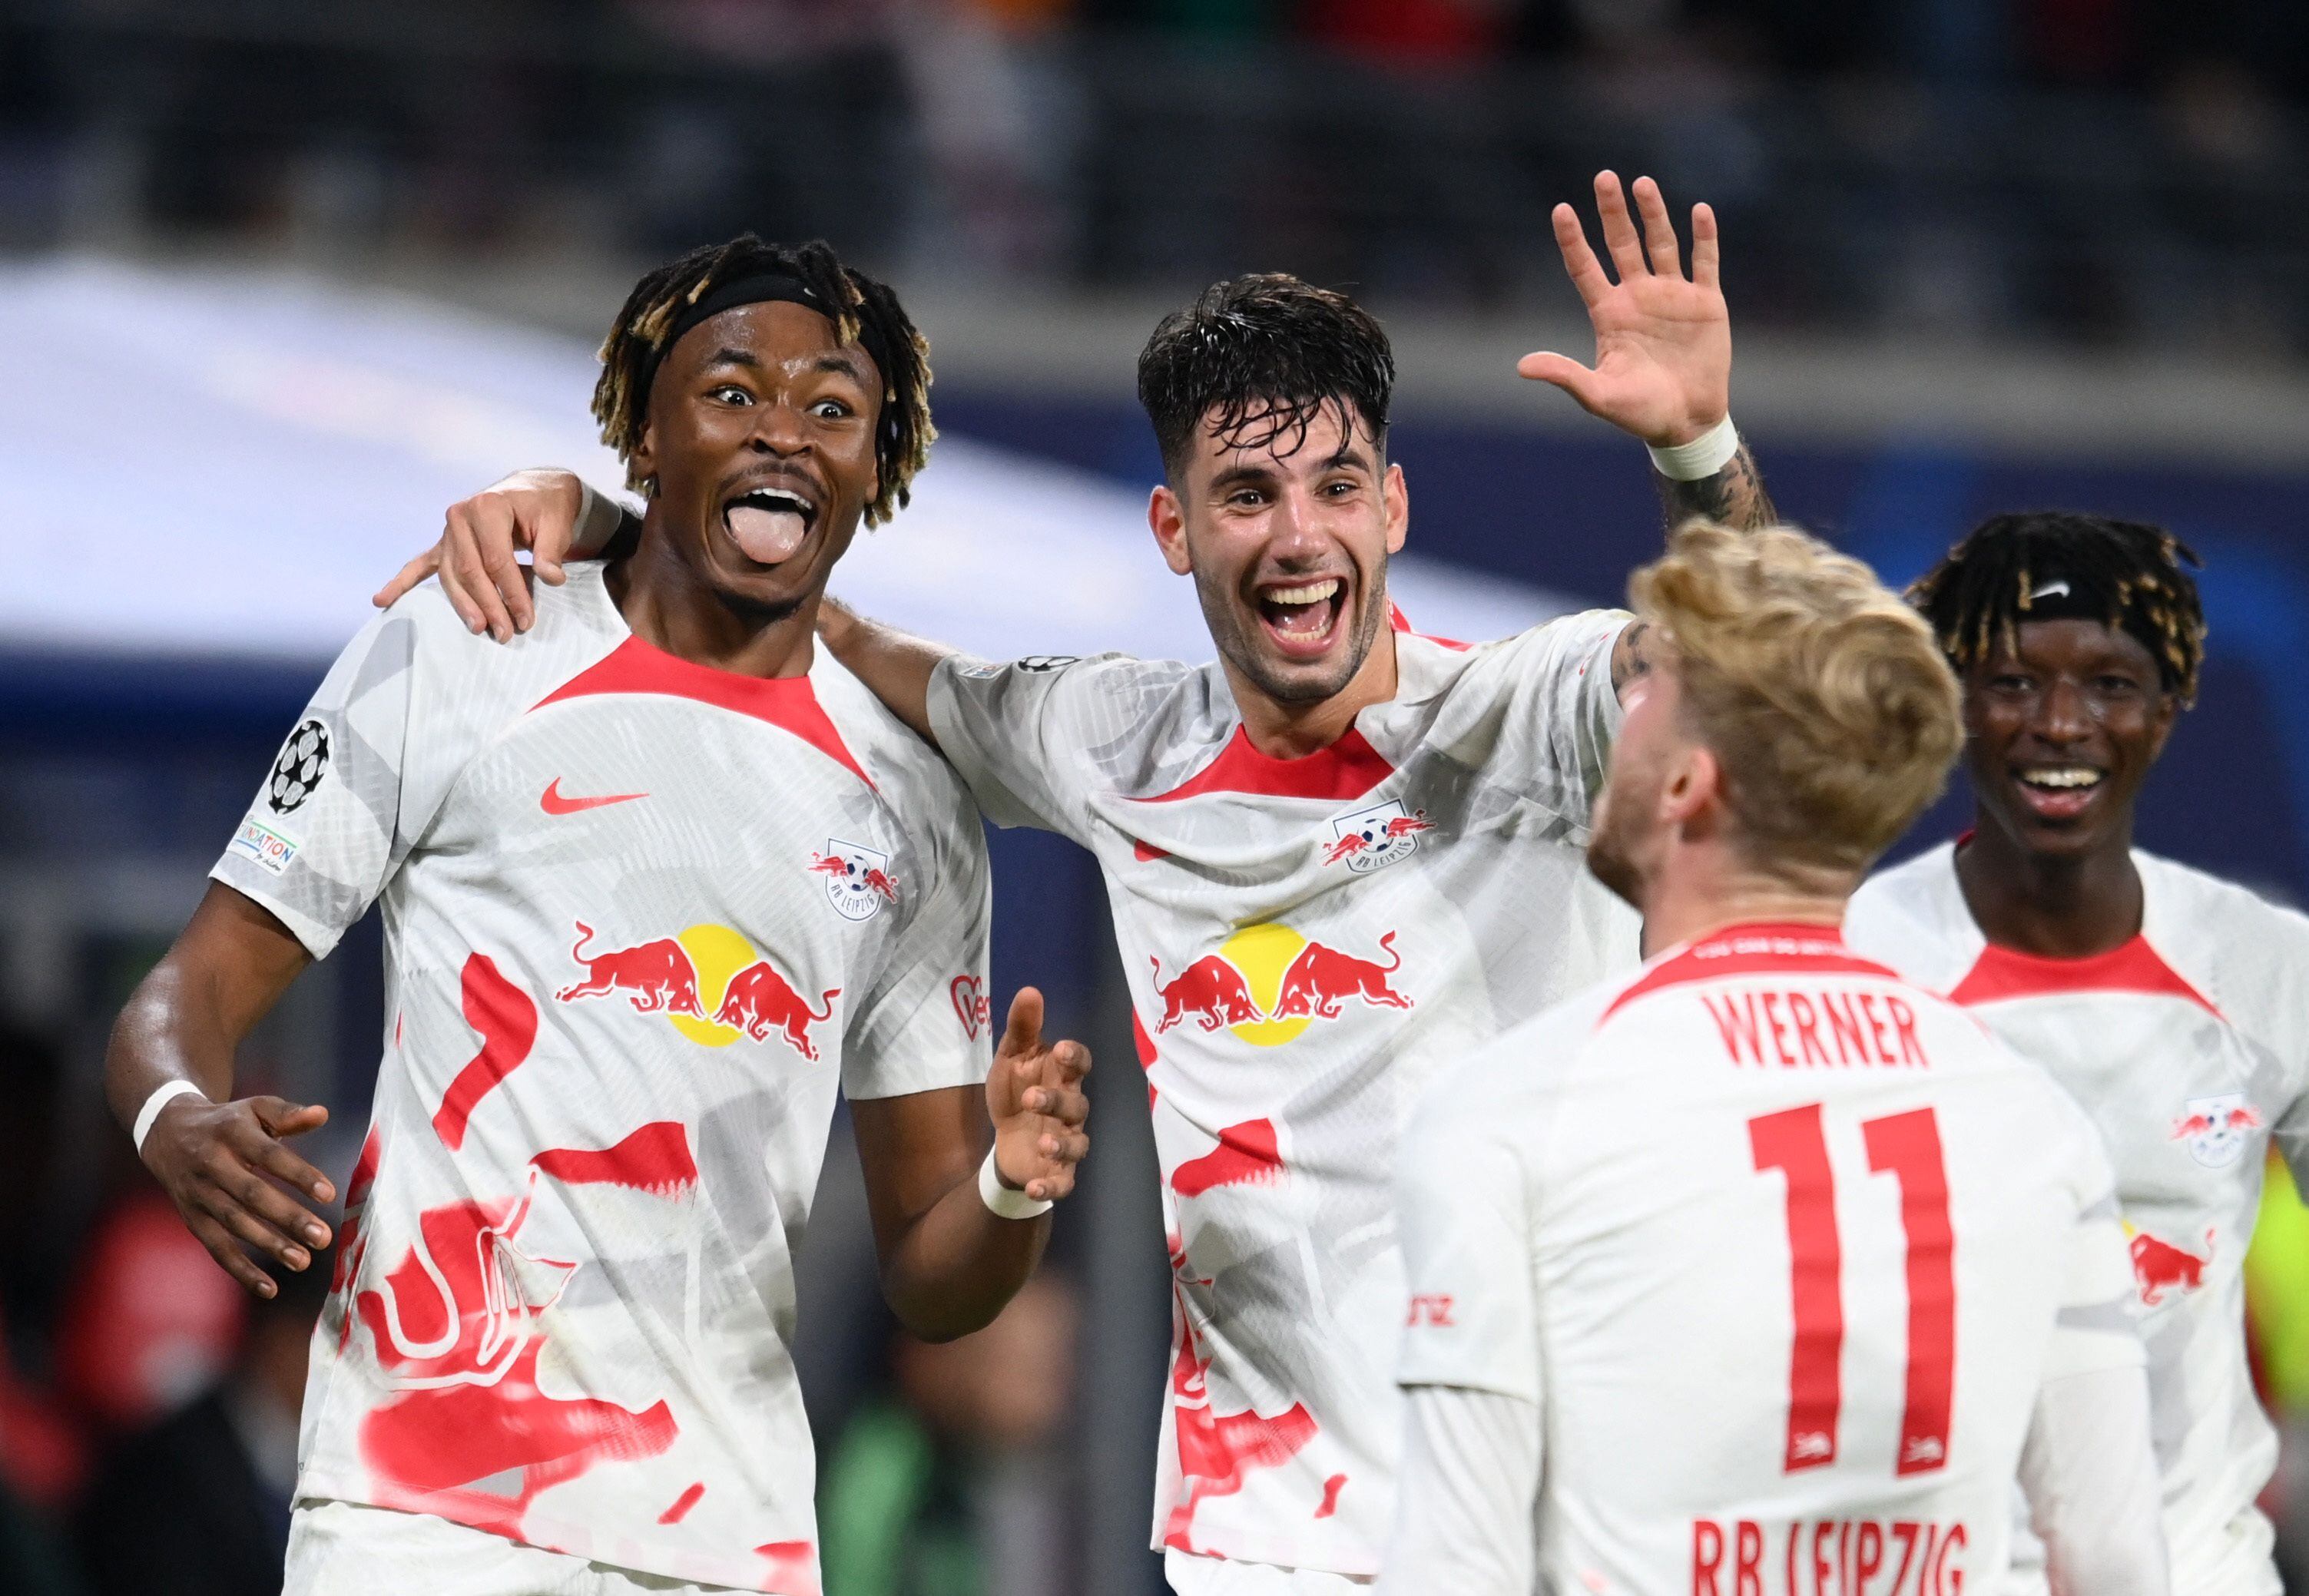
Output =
[{"x1": 541, "y1": 779, "x2": 648, "y2": 816}]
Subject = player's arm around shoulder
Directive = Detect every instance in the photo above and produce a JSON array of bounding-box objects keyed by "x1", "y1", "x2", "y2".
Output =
[{"x1": 921, "y1": 647, "x2": 1172, "y2": 836}]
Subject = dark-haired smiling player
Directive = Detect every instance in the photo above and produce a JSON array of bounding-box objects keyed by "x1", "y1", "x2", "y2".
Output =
[
  {"x1": 107, "y1": 237, "x2": 1091, "y2": 1596},
  {"x1": 1846, "y1": 512, "x2": 2309, "y2": 1596},
  {"x1": 385, "y1": 174, "x2": 1774, "y2": 1592}
]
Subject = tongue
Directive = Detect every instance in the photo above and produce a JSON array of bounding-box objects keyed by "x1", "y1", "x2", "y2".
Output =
[
  {"x1": 727, "y1": 505, "x2": 809, "y2": 565},
  {"x1": 2022, "y1": 783, "x2": 2096, "y2": 821}
]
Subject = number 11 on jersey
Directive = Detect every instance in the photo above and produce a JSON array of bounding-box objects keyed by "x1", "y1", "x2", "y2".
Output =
[{"x1": 1751, "y1": 1104, "x2": 1956, "y2": 1477}]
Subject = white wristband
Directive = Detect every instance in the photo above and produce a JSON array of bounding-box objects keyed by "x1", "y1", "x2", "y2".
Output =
[
  {"x1": 132, "y1": 1080, "x2": 207, "y2": 1154},
  {"x1": 1645, "y1": 414, "x2": 1741, "y2": 481},
  {"x1": 979, "y1": 1147, "x2": 1053, "y2": 1221}
]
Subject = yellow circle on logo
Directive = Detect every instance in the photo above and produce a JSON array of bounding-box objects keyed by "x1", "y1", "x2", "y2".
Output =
[
  {"x1": 670, "y1": 922, "x2": 754, "y2": 1048},
  {"x1": 1221, "y1": 922, "x2": 1311, "y2": 1047}
]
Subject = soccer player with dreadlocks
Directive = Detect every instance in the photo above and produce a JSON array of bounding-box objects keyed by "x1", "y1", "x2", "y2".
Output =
[
  {"x1": 1845, "y1": 512, "x2": 2309, "y2": 1596},
  {"x1": 108, "y1": 236, "x2": 1092, "y2": 1596},
  {"x1": 384, "y1": 171, "x2": 1774, "y2": 1592}
]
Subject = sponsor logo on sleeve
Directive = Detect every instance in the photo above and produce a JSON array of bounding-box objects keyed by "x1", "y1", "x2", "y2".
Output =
[
  {"x1": 950, "y1": 975, "x2": 991, "y2": 1040},
  {"x1": 267, "y1": 719, "x2": 331, "y2": 814},
  {"x1": 1015, "y1": 655, "x2": 1080, "y2": 674},
  {"x1": 1405, "y1": 1293, "x2": 1456, "y2": 1328},
  {"x1": 229, "y1": 816, "x2": 300, "y2": 876}
]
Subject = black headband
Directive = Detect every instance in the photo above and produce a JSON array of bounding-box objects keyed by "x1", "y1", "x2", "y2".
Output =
[
  {"x1": 638, "y1": 271, "x2": 896, "y2": 414},
  {"x1": 2013, "y1": 568, "x2": 2177, "y2": 680}
]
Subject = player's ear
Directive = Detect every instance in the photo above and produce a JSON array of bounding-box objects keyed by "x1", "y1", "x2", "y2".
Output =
[
  {"x1": 1662, "y1": 743, "x2": 1718, "y2": 829},
  {"x1": 631, "y1": 420, "x2": 659, "y2": 486},
  {"x1": 1383, "y1": 463, "x2": 1408, "y2": 556},
  {"x1": 1149, "y1": 485, "x2": 1194, "y2": 577}
]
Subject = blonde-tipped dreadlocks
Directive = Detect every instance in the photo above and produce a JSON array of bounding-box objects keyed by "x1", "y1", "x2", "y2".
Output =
[
  {"x1": 591, "y1": 236, "x2": 935, "y2": 528},
  {"x1": 1908, "y1": 510, "x2": 2207, "y2": 706}
]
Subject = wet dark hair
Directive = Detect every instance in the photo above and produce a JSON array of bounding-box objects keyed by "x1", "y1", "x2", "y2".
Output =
[
  {"x1": 1908, "y1": 510, "x2": 2206, "y2": 705},
  {"x1": 1137, "y1": 273, "x2": 1395, "y2": 482},
  {"x1": 592, "y1": 235, "x2": 934, "y2": 527}
]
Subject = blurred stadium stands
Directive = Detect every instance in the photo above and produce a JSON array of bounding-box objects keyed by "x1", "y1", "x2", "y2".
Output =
[{"x1": 2, "y1": 2, "x2": 2307, "y2": 1593}]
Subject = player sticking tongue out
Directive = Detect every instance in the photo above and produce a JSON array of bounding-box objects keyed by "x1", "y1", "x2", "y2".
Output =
[{"x1": 596, "y1": 247, "x2": 931, "y2": 654}]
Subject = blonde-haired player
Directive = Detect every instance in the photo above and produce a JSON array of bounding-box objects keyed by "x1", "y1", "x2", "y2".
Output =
[{"x1": 1380, "y1": 524, "x2": 2168, "y2": 1596}]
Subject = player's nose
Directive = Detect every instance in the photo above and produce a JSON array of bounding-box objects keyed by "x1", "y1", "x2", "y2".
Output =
[
  {"x1": 744, "y1": 398, "x2": 810, "y2": 455},
  {"x1": 2033, "y1": 677, "x2": 2094, "y2": 743}
]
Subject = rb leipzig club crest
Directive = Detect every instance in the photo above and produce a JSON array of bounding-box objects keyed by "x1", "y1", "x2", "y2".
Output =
[
  {"x1": 2171, "y1": 1093, "x2": 2261, "y2": 1169},
  {"x1": 1321, "y1": 799, "x2": 1434, "y2": 874},
  {"x1": 809, "y1": 839, "x2": 900, "y2": 922}
]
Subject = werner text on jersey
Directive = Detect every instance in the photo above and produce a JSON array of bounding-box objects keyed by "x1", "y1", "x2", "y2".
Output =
[
  {"x1": 926, "y1": 611, "x2": 1638, "y2": 1576},
  {"x1": 211, "y1": 565, "x2": 993, "y2": 1594},
  {"x1": 1390, "y1": 922, "x2": 2155, "y2": 1595}
]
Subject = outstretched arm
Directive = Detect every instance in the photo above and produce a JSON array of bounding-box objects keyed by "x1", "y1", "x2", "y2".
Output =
[
  {"x1": 1526, "y1": 171, "x2": 1776, "y2": 534},
  {"x1": 106, "y1": 884, "x2": 338, "y2": 1297},
  {"x1": 814, "y1": 596, "x2": 953, "y2": 747},
  {"x1": 851, "y1": 988, "x2": 1090, "y2": 1341}
]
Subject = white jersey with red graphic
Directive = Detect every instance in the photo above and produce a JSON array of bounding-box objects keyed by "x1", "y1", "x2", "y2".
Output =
[
  {"x1": 211, "y1": 562, "x2": 992, "y2": 1594},
  {"x1": 1848, "y1": 844, "x2": 2309, "y2": 1595},
  {"x1": 926, "y1": 612, "x2": 1639, "y2": 1575},
  {"x1": 1395, "y1": 922, "x2": 2145, "y2": 1596}
]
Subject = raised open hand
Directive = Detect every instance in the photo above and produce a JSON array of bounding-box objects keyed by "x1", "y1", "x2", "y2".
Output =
[
  {"x1": 983, "y1": 987, "x2": 1091, "y2": 1205},
  {"x1": 1519, "y1": 171, "x2": 1730, "y2": 449}
]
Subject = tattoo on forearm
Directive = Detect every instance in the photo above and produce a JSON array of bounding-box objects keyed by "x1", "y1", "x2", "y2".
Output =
[
  {"x1": 1611, "y1": 621, "x2": 1652, "y2": 695},
  {"x1": 1655, "y1": 442, "x2": 1775, "y2": 532}
]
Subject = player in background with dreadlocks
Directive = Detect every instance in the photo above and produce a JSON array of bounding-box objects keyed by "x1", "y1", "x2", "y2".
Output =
[
  {"x1": 108, "y1": 234, "x2": 1091, "y2": 1596},
  {"x1": 1845, "y1": 512, "x2": 2309, "y2": 1596}
]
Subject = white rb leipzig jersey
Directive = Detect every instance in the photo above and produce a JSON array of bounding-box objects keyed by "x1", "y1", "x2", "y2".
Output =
[
  {"x1": 212, "y1": 562, "x2": 992, "y2": 1594},
  {"x1": 928, "y1": 613, "x2": 1639, "y2": 1576},
  {"x1": 1849, "y1": 845, "x2": 2309, "y2": 1596},
  {"x1": 1396, "y1": 922, "x2": 2143, "y2": 1596}
]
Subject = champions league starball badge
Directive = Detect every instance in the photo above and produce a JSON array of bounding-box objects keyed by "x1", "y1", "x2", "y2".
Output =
[{"x1": 267, "y1": 720, "x2": 331, "y2": 814}]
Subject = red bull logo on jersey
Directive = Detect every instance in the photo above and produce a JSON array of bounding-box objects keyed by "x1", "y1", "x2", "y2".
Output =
[
  {"x1": 1320, "y1": 799, "x2": 1433, "y2": 874},
  {"x1": 559, "y1": 922, "x2": 704, "y2": 1016},
  {"x1": 2170, "y1": 1092, "x2": 2261, "y2": 1169},
  {"x1": 1151, "y1": 923, "x2": 1414, "y2": 1047},
  {"x1": 555, "y1": 920, "x2": 838, "y2": 1060},
  {"x1": 2125, "y1": 1223, "x2": 2214, "y2": 1306},
  {"x1": 810, "y1": 838, "x2": 899, "y2": 922}
]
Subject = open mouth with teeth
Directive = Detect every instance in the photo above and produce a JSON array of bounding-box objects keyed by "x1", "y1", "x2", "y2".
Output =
[
  {"x1": 721, "y1": 486, "x2": 818, "y2": 567},
  {"x1": 2013, "y1": 764, "x2": 2106, "y2": 821},
  {"x1": 1253, "y1": 576, "x2": 1347, "y2": 660}
]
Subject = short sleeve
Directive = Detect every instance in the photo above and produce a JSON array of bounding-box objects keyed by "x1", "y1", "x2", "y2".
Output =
[
  {"x1": 925, "y1": 653, "x2": 1134, "y2": 841},
  {"x1": 210, "y1": 610, "x2": 419, "y2": 959},
  {"x1": 1468, "y1": 610, "x2": 1628, "y2": 834},
  {"x1": 841, "y1": 782, "x2": 995, "y2": 1101},
  {"x1": 1395, "y1": 1098, "x2": 1542, "y2": 1402}
]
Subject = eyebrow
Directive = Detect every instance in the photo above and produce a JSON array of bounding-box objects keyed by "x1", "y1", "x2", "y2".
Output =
[
  {"x1": 1209, "y1": 463, "x2": 1282, "y2": 494},
  {"x1": 697, "y1": 349, "x2": 871, "y2": 382}
]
